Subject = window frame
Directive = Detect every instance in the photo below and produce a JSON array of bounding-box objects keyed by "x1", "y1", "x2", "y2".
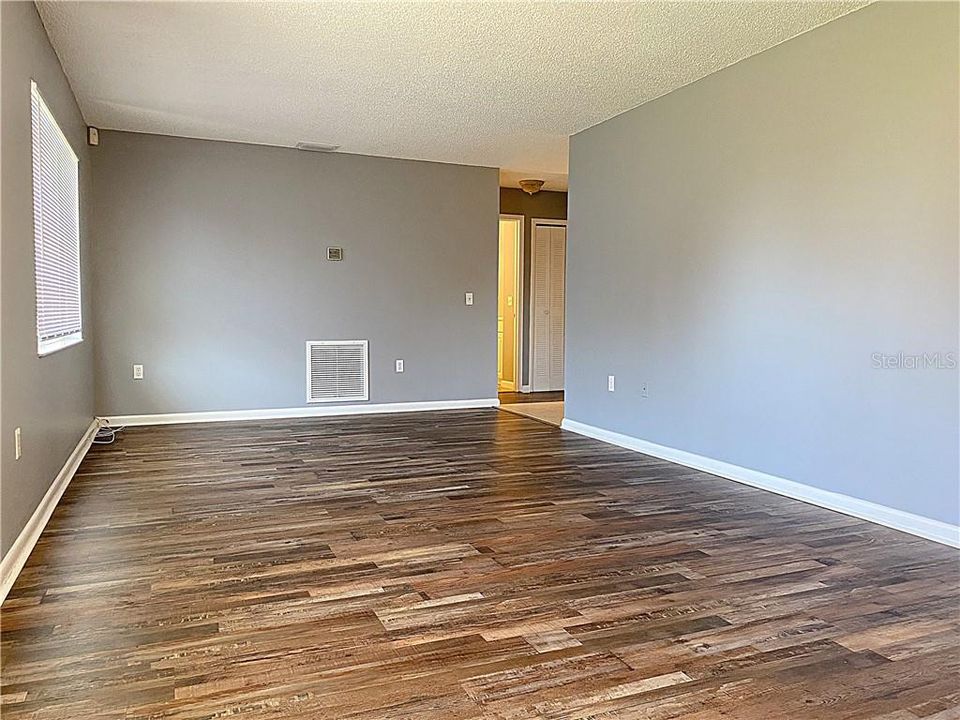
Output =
[{"x1": 31, "y1": 80, "x2": 83, "y2": 358}]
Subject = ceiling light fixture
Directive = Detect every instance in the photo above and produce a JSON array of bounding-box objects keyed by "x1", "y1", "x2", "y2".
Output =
[
  {"x1": 519, "y1": 179, "x2": 545, "y2": 195},
  {"x1": 296, "y1": 141, "x2": 341, "y2": 153}
]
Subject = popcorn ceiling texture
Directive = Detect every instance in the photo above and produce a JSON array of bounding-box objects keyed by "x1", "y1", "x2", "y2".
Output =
[{"x1": 36, "y1": 1, "x2": 867, "y2": 188}]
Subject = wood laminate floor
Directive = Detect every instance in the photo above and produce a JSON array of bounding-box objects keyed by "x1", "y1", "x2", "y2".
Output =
[{"x1": 1, "y1": 410, "x2": 958, "y2": 719}]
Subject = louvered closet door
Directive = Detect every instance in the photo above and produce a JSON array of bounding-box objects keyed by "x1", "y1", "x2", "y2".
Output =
[
  {"x1": 531, "y1": 224, "x2": 566, "y2": 392},
  {"x1": 548, "y1": 226, "x2": 566, "y2": 389}
]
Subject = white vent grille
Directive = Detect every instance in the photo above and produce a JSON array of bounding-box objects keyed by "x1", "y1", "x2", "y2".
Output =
[{"x1": 306, "y1": 340, "x2": 368, "y2": 403}]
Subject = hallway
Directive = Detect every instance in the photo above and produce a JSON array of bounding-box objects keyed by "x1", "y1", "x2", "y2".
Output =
[{"x1": 498, "y1": 391, "x2": 564, "y2": 427}]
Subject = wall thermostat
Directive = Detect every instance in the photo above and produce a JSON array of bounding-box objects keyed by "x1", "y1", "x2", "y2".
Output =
[{"x1": 326, "y1": 247, "x2": 343, "y2": 261}]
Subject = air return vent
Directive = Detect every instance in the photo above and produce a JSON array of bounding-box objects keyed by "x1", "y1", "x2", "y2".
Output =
[{"x1": 306, "y1": 340, "x2": 369, "y2": 403}]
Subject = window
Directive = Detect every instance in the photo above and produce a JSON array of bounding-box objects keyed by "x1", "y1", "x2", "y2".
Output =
[{"x1": 31, "y1": 81, "x2": 82, "y2": 356}]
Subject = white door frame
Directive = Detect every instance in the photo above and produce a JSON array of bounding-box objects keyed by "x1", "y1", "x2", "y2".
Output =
[
  {"x1": 499, "y1": 214, "x2": 525, "y2": 392},
  {"x1": 530, "y1": 218, "x2": 568, "y2": 392}
]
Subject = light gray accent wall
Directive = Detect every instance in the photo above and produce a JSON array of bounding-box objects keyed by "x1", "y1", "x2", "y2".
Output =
[
  {"x1": 91, "y1": 131, "x2": 499, "y2": 415},
  {"x1": 1, "y1": 1, "x2": 96, "y2": 555},
  {"x1": 499, "y1": 188, "x2": 567, "y2": 388},
  {"x1": 566, "y1": 2, "x2": 959, "y2": 525}
]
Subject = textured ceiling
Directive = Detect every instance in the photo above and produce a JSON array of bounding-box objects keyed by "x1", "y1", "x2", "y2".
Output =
[{"x1": 36, "y1": 1, "x2": 866, "y2": 191}]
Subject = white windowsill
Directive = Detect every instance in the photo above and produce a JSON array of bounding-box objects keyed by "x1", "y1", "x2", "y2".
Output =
[{"x1": 38, "y1": 333, "x2": 83, "y2": 357}]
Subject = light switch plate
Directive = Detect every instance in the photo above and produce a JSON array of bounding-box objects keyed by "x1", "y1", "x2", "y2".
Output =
[
  {"x1": 14, "y1": 427, "x2": 21, "y2": 460},
  {"x1": 607, "y1": 375, "x2": 615, "y2": 392}
]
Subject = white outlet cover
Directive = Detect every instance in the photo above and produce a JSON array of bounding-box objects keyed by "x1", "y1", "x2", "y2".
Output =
[
  {"x1": 133, "y1": 364, "x2": 144, "y2": 379},
  {"x1": 465, "y1": 292, "x2": 474, "y2": 306},
  {"x1": 607, "y1": 375, "x2": 615, "y2": 392},
  {"x1": 395, "y1": 359, "x2": 404, "y2": 373}
]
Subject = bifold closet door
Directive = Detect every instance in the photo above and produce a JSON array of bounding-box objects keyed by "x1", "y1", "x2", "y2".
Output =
[{"x1": 531, "y1": 224, "x2": 566, "y2": 392}]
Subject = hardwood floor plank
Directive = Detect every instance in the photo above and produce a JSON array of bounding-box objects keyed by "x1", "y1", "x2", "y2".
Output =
[{"x1": 1, "y1": 409, "x2": 957, "y2": 718}]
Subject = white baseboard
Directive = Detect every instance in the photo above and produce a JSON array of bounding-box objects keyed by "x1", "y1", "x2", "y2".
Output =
[
  {"x1": 0, "y1": 418, "x2": 99, "y2": 603},
  {"x1": 520, "y1": 385, "x2": 532, "y2": 393},
  {"x1": 560, "y1": 418, "x2": 960, "y2": 549},
  {"x1": 105, "y1": 398, "x2": 500, "y2": 427}
]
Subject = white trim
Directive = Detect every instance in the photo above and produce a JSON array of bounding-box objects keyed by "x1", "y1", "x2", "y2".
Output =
[
  {"x1": 529, "y1": 218, "x2": 567, "y2": 392},
  {"x1": 37, "y1": 332, "x2": 83, "y2": 358},
  {"x1": 530, "y1": 218, "x2": 568, "y2": 228},
  {"x1": 520, "y1": 385, "x2": 532, "y2": 393},
  {"x1": 105, "y1": 398, "x2": 500, "y2": 427},
  {"x1": 0, "y1": 418, "x2": 98, "y2": 603},
  {"x1": 560, "y1": 418, "x2": 960, "y2": 549}
]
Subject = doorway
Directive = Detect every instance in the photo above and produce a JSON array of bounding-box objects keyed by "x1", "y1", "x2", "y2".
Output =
[
  {"x1": 497, "y1": 215, "x2": 523, "y2": 392},
  {"x1": 498, "y1": 217, "x2": 566, "y2": 428}
]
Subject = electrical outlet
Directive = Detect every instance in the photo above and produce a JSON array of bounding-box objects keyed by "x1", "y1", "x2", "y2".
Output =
[
  {"x1": 395, "y1": 359, "x2": 404, "y2": 373},
  {"x1": 465, "y1": 292, "x2": 474, "y2": 306},
  {"x1": 607, "y1": 375, "x2": 615, "y2": 392},
  {"x1": 14, "y1": 427, "x2": 21, "y2": 460},
  {"x1": 641, "y1": 383, "x2": 649, "y2": 398},
  {"x1": 133, "y1": 364, "x2": 144, "y2": 380}
]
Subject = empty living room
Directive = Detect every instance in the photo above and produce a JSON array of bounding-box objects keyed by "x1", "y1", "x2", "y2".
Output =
[{"x1": 1, "y1": 1, "x2": 958, "y2": 717}]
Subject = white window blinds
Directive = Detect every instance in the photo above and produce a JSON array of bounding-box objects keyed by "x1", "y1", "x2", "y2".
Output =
[{"x1": 31, "y1": 81, "x2": 82, "y2": 356}]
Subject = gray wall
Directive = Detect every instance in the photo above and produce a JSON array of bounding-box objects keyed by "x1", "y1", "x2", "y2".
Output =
[
  {"x1": 91, "y1": 131, "x2": 499, "y2": 415},
  {"x1": 499, "y1": 188, "x2": 567, "y2": 388},
  {"x1": 1, "y1": 1, "x2": 96, "y2": 555},
  {"x1": 566, "y1": 2, "x2": 959, "y2": 525}
]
